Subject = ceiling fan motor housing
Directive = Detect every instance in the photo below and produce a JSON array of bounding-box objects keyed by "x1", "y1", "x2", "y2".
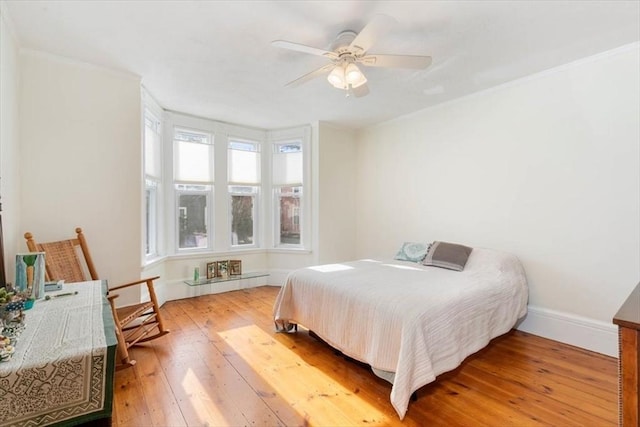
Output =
[{"x1": 331, "y1": 30, "x2": 359, "y2": 54}]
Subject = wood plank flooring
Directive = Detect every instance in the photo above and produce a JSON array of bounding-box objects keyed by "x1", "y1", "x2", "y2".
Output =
[{"x1": 112, "y1": 286, "x2": 618, "y2": 426}]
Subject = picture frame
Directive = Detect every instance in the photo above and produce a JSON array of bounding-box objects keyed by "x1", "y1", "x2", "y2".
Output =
[
  {"x1": 216, "y1": 260, "x2": 229, "y2": 278},
  {"x1": 206, "y1": 262, "x2": 217, "y2": 280},
  {"x1": 229, "y1": 260, "x2": 242, "y2": 276}
]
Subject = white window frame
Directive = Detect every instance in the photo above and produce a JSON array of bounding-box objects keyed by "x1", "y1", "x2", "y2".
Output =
[
  {"x1": 172, "y1": 126, "x2": 215, "y2": 253},
  {"x1": 145, "y1": 179, "x2": 159, "y2": 257},
  {"x1": 142, "y1": 93, "x2": 164, "y2": 262},
  {"x1": 269, "y1": 126, "x2": 311, "y2": 251},
  {"x1": 152, "y1": 111, "x2": 310, "y2": 258},
  {"x1": 274, "y1": 184, "x2": 303, "y2": 247},
  {"x1": 175, "y1": 184, "x2": 212, "y2": 252},
  {"x1": 228, "y1": 138, "x2": 261, "y2": 249},
  {"x1": 228, "y1": 185, "x2": 259, "y2": 248}
]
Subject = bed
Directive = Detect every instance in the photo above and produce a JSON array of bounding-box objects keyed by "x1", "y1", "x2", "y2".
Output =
[{"x1": 273, "y1": 246, "x2": 528, "y2": 419}]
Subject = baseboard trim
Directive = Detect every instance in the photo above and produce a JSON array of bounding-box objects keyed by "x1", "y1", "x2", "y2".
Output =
[
  {"x1": 517, "y1": 305, "x2": 618, "y2": 358},
  {"x1": 266, "y1": 269, "x2": 290, "y2": 286}
]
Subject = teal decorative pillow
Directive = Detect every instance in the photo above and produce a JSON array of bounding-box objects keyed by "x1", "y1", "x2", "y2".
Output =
[{"x1": 394, "y1": 242, "x2": 431, "y2": 263}]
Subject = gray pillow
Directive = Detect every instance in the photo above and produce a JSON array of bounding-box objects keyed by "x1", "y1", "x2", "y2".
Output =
[
  {"x1": 394, "y1": 242, "x2": 431, "y2": 263},
  {"x1": 422, "y1": 241, "x2": 473, "y2": 271}
]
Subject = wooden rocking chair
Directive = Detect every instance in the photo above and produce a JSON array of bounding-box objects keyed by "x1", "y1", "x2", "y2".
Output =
[{"x1": 24, "y1": 227, "x2": 169, "y2": 370}]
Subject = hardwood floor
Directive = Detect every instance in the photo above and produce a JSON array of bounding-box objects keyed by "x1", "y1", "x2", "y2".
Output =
[{"x1": 113, "y1": 286, "x2": 617, "y2": 426}]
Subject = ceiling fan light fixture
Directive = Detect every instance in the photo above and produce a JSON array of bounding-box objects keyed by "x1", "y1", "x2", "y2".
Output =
[
  {"x1": 328, "y1": 62, "x2": 367, "y2": 91},
  {"x1": 327, "y1": 65, "x2": 345, "y2": 88},
  {"x1": 345, "y1": 63, "x2": 367, "y2": 88}
]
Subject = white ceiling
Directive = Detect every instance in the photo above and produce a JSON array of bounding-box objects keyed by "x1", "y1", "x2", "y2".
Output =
[{"x1": 4, "y1": 1, "x2": 639, "y2": 130}]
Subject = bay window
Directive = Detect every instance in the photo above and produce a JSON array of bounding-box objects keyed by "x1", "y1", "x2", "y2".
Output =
[{"x1": 145, "y1": 110, "x2": 310, "y2": 260}]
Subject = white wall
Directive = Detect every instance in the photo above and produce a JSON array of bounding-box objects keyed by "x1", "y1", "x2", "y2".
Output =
[
  {"x1": 18, "y1": 51, "x2": 143, "y2": 301},
  {"x1": 355, "y1": 44, "x2": 640, "y2": 356},
  {"x1": 0, "y1": 4, "x2": 21, "y2": 284},
  {"x1": 316, "y1": 122, "x2": 357, "y2": 265}
]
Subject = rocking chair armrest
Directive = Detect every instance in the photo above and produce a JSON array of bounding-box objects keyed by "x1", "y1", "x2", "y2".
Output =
[{"x1": 109, "y1": 276, "x2": 161, "y2": 292}]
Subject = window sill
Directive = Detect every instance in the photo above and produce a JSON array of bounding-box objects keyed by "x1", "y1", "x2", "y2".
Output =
[
  {"x1": 267, "y1": 248, "x2": 312, "y2": 255},
  {"x1": 142, "y1": 255, "x2": 168, "y2": 268},
  {"x1": 169, "y1": 248, "x2": 268, "y2": 260},
  {"x1": 142, "y1": 247, "x2": 312, "y2": 267}
]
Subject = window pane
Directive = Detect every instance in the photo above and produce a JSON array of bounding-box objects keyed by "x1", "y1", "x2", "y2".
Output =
[
  {"x1": 144, "y1": 114, "x2": 161, "y2": 179},
  {"x1": 279, "y1": 186, "x2": 301, "y2": 245},
  {"x1": 174, "y1": 129, "x2": 213, "y2": 183},
  {"x1": 145, "y1": 180, "x2": 157, "y2": 256},
  {"x1": 175, "y1": 141, "x2": 213, "y2": 182},
  {"x1": 145, "y1": 130, "x2": 161, "y2": 179},
  {"x1": 228, "y1": 147, "x2": 260, "y2": 184},
  {"x1": 273, "y1": 142, "x2": 302, "y2": 185},
  {"x1": 175, "y1": 129, "x2": 209, "y2": 144},
  {"x1": 231, "y1": 194, "x2": 254, "y2": 245},
  {"x1": 178, "y1": 193, "x2": 208, "y2": 249},
  {"x1": 276, "y1": 142, "x2": 302, "y2": 154},
  {"x1": 230, "y1": 141, "x2": 257, "y2": 151}
]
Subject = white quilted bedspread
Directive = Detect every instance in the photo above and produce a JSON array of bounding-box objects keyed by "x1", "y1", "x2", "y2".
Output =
[{"x1": 273, "y1": 248, "x2": 528, "y2": 419}]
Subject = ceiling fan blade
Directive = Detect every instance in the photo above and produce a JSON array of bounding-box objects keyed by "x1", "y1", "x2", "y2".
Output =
[
  {"x1": 349, "y1": 14, "x2": 398, "y2": 53},
  {"x1": 285, "y1": 63, "x2": 336, "y2": 87},
  {"x1": 350, "y1": 83, "x2": 370, "y2": 98},
  {"x1": 272, "y1": 40, "x2": 338, "y2": 60},
  {"x1": 359, "y1": 54, "x2": 432, "y2": 69}
]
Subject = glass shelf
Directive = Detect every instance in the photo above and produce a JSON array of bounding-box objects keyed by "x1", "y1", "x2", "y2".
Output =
[{"x1": 184, "y1": 271, "x2": 269, "y2": 287}]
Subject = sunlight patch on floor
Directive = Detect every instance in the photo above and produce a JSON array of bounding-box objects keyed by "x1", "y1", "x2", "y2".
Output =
[
  {"x1": 219, "y1": 324, "x2": 391, "y2": 426},
  {"x1": 181, "y1": 368, "x2": 226, "y2": 425}
]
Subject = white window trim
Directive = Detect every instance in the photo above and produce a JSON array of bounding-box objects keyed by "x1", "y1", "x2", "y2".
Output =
[
  {"x1": 172, "y1": 123, "x2": 215, "y2": 253},
  {"x1": 155, "y1": 111, "x2": 310, "y2": 258},
  {"x1": 142, "y1": 88, "x2": 165, "y2": 263},
  {"x1": 175, "y1": 184, "x2": 212, "y2": 253},
  {"x1": 268, "y1": 126, "x2": 311, "y2": 251},
  {"x1": 227, "y1": 137, "x2": 261, "y2": 250},
  {"x1": 228, "y1": 185, "x2": 260, "y2": 250},
  {"x1": 145, "y1": 179, "x2": 159, "y2": 257}
]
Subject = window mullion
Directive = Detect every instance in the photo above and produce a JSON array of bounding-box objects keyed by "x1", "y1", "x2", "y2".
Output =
[{"x1": 213, "y1": 132, "x2": 229, "y2": 251}]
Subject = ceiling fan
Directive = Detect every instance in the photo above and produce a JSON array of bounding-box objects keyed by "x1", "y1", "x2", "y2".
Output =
[{"x1": 272, "y1": 14, "x2": 432, "y2": 97}]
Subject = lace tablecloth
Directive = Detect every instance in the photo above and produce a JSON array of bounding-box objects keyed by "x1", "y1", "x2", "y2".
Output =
[{"x1": 0, "y1": 280, "x2": 117, "y2": 426}]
